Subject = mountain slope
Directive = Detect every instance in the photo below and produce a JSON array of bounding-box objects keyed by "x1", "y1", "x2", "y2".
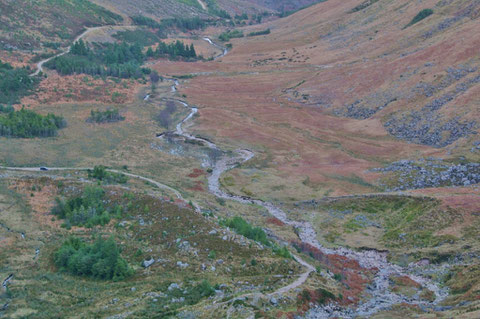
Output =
[
  {"x1": 0, "y1": 0, "x2": 123, "y2": 49},
  {"x1": 155, "y1": 0, "x2": 480, "y2": 200}
]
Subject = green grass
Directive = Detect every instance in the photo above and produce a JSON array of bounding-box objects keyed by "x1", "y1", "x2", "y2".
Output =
[
  {"x1": 0, "y1": 101, "x2": 151, "y2": 167},
  {"x1": 323, "y1": 196, "x2": 460, "y2": 248},
  {"x1": 328, "y1": 173, "x2": 377, "y2": 189}
]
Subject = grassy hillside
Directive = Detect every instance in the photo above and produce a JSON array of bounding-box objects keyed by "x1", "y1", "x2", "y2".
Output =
[
  {"x1": 0, "y1": 175, "x2": 303, "y2": 318},
  {"x1": 0, "y1": 0, "x2": 123, "y2": 50}
]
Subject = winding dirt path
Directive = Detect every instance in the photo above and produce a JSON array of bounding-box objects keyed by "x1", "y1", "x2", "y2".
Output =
[
  {"x1": 30, "y1": 25, "x2": 138, "y2": 77},
  {"x1": 197, "y1": 0, "x2": 207, "y2": 11},
  {"x1": 30, "y1": 26, "x2": 105, "y2": 77}
]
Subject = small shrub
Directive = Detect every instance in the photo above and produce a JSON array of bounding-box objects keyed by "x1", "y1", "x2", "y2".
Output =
[
  {"x1": 208, "y1": 250, "x2": 216, "y2": 259},
  {"x1": 225, "y1": 216, "x2": 270, "y2": 246},
  {"x1": 183, "y1": 280, "x2": 215, "y2": 305},
  {"x1": 88, "y1": 165, "x2": 128, "y2": 184},
  {"x1": 247, "y1": 29, "x2": 270, "y2": 37},
  {"x1": 349, "y1": 0, "x2": 379, "y2": 13},
  {"x1": 273, "y1": 245, "x2": 293, "y2": 259},
  {"x1": 404, "y1": 9, "x2": 433, "y2": 28}
]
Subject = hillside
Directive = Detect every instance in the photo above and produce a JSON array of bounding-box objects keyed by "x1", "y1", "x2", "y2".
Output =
[
  {"x1": 0, "y1": 0, "x2": 123, "y2": 50},
  {"x1": 1, "y1": 0, "x2": 480, "y2": 318},
  {"x1": 161, "y1": 0, "x2": 480, "y2": 197}
]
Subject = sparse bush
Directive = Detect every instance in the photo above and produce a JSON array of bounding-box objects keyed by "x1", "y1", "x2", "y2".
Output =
[
  {"x1": 87, "y1": 108, "x2": 125, "y2": 123},
  {"x1": 247, "y1": 29, "x2": 270, "y2": 37},
  {"x1": 52, "y1": 185, "x2": 119, "y2": 227},
  {"x1": 150, "y1": 70, "x2": 162, "y2": 84},
  {"x1": 166, "y1": 100, "x2": 177, "y2": 113},
  {"x1": 216, "y1": 197, "x2": 226, "y2": 206},
  {"x1": 156, "y1": 101, "x2": 177, "y2": 128},
  {"x1": 88, "y1": 165, "x2": 128, "y2": 184},
  {"x1": 349, "y1": 0, "x2": 379, "y2": 13},
  {"x1": 185, "y1": 280, "x2": 215, "y2": 304},
  {"x1": 219, "y1": 30, "x2": 244, "y2": 42}
]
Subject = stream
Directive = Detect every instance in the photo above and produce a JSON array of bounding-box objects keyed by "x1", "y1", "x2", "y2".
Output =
[
  {"x1": 19, "y1": 25, "x2": 449, "y2": 317},
  {"x1": 203, "y1": 37, "x2": 228, "y2": 60},
  {"x1": 158, "y1": 78, "x2": 449, "y2": 317}
]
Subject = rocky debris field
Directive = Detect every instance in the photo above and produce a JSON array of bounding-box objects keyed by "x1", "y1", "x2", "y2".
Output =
[
  {"x1": 423, "y1": 1, "x2": 480, "y2": 39},
  {"x1": 334, "y1": 62, "x2": 479, "y2": 147},
  {"x1": 372, "y1": 158, "x2": 480, "y2": 191},
  {"x1": 385, "y1": 66, "x2": 480, "y2": 148},
  {"x1": 334, "y1": 91, "x2": 398, "y2": 120},
  {"x1": 384, "y1": 112, "x2": 477, "y2": 148}
]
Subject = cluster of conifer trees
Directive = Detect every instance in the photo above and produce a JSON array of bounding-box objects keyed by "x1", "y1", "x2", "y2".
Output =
[
  {"x1": 0, "y1": 108, "x2": 66, "y2": 138},
  {"x1": 54, "y1": 236, "x2": 133, "y2": 280},
  {"x1": 146, "y1": 40, "x2": 197, "y2": 60},
  {"x1": 0, "y1": 60, "x2": 39, "y2": 105},
  {"x1": 131, "y1": 15, "x2": 207, "y2": 32},
  {"x1": 46, "y1": 40, "x2": 149, "y2": 78},
  {"x1": 47, "y1": 38, "x2": 198, "y2": 77}
]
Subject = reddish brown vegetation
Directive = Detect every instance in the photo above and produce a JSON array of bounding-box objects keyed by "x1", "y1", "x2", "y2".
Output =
[
  {"x1": 188, "y1": 180, "x2": 205, "y2": 192},
  {"x1": 293, "y1": 241, "x2": 372, "y2": 305},
  {"x1": 187, "y1": 168, "x2": 206, "y2": 178},
  {"x1": 266, "y1": 217, "x2": 286, "y2": 226},
  {"x1": 19, "y1": 74, "x2": 139, "y2": 107}
]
